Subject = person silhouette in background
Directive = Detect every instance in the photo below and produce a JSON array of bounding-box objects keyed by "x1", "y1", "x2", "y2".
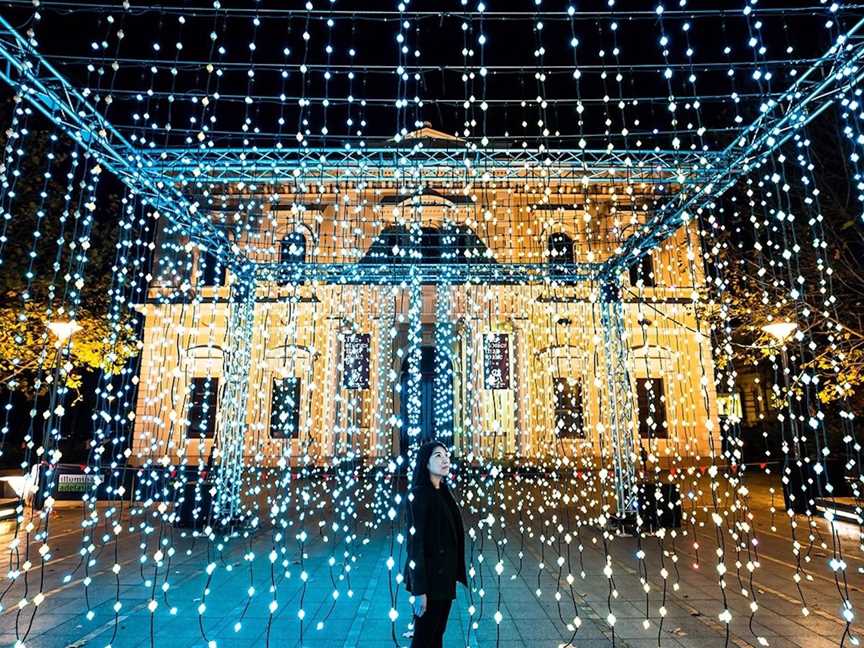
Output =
[{"x1": 403, "y1": 440, "x2": 467, "y2": 648}]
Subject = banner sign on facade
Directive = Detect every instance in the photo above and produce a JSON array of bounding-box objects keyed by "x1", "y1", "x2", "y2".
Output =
[
  {"x1": 342, "y1": 333, "x2": 371, "y2": 389},
  {"x1": 483, "y1": 333, "x2": 511, "y2": 389}
]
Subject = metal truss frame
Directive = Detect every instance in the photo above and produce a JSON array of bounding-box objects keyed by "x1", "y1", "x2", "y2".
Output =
[
  {"x1": 601, "y1": 17, "x2": 864, "y2": 280},
  {"x1": 0, "y1": 15, "x2": 241, "y2": 269},
  {"x1": 148, "y1": 145, "x2": 721, "y2": 188},
  {"x1": 255, "y1": 261, "x2": 599, "y2": 285},
  {"x1": 0, "y1": 14, "x2": 859, "y2": 284},
  {"x1": 0, "y1": 9, "x2": 861, "y2": 525},
  {"x1": 599, "y1": 280, "x2": 638, "y2": 520},
  {"x1": 214, "y1": 270, "x2": 256, "y2": 527}
]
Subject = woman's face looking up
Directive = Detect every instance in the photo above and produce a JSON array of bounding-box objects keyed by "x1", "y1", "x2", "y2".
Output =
[{"x1": 427, "y1": 446, "x2": 451, "y2": 478}]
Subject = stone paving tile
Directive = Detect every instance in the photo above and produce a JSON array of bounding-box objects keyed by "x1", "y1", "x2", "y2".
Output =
[
  {"x1": 553, "y1": 642, "x2": 624, "y2": 648},
  {"x1": 623, "y1": 641, "x2": 688, "y2": 648},
  {"x1": 0, "y1": 474, "x2": 857, "y2": 647}
]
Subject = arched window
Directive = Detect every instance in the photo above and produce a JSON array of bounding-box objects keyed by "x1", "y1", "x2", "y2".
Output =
[
  {"x1": 548, "y1": 233, "x2": 575, "y2": 264},
  {"x1": 280, "y1": 231, "x2": 307, "y2": 263},
  {"x1": 360, "y1": 225, "x2": 495, "y2": 267}
]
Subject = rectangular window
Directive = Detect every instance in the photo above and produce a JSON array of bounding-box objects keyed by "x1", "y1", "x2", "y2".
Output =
[
  {"x1": 628, "y1": 254, "x2": 655, "y2": 288},
  {"x1": 186, "y1": 377, "x2": 218, "y2": 439},
  {"x1": 270, "y1": 377, "x2": 301, "y2": 439},
  {"x1": 280, "y1": 232, "x2": 306, "y2": 263},
  {"x1": 636, "y1": 377, "x2": 667, "y2": 439},
  {"x1": 198, "y1": 250, "x2": 227, "y2": 287},
  {"x1": 716, "y1": 392, "x2": 742, "y2": 421},
  {"x1": 553, "y1": 377, "x2": 585, "y2": 438}
]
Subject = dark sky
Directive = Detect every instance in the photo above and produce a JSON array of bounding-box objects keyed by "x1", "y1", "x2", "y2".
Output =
[{"x1": 0, "y1": 0, "x2": 855, "y2": 151}]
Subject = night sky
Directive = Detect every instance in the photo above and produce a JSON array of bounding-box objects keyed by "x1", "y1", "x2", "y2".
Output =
[{"x1": 0, "y1": 0, "x2": 853, "y2": 151}]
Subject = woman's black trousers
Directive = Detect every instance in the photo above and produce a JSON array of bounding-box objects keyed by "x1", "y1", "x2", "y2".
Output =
[{"x1": 411, "y1": 598, "x2": 454, "y2": 648}]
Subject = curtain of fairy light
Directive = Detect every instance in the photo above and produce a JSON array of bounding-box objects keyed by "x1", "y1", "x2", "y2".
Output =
[{"x1": 0, "y1": 2, "x2": 859, "y2": 648}]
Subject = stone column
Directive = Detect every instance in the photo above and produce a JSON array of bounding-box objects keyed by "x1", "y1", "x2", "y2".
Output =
[
  {"x1": 373, "y1": 289, "x2": 396, "y2": 458},
  {"x1": 405, "y1": 274, "x2": 423, "y2": 454},
  {"x1": 511, "y1": 320, "x2": 530, "y2": 456}
]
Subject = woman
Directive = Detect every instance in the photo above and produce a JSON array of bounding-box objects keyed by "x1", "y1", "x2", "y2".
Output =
[{"x1": 403, "y1": 441, "x2": 467, "y2": 648}]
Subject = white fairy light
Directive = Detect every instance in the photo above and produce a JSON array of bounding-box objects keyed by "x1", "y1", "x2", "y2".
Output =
[{"x1": 0, "y1": 3, "x2": 858, "y2": 647}]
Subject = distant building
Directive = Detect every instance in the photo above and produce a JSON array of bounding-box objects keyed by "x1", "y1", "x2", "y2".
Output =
[{"x1": 132, "y1": 128, "x2": 721, "y2": 468}]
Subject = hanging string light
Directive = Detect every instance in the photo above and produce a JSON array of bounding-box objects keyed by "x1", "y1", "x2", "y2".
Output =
[{"x1": 0, "y1": 3, "x2": 859, "y2": 648}]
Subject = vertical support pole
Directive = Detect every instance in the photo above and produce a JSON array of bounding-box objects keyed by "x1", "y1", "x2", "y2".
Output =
[
  {"x1": 403, "y1": 198, "x2": 426, "y2": 459},
  {"x1": 374, "y1": 287, "x2": 396, "y2": 458},
  {"x1": 462, "y1": 315, "x2": 478, "y2": 457},
  {"x1": 452, "y1": 322, "x2": 465, "y2": 456},
  {"x1": 405, "y1": 274, "x2": 423, "y2": 452},
  {"x1": 512, "y1": 321, "x2": 528, "y2": 455},
  {"x1": 214, "y1": 268, "x2": 256, "y2": 527},
  {"x1": 599, "y1": 280, "x2": 638, "y2": 524},
  {"x1": 434, "y1": 283, "x2": 454, "y2": 444}
]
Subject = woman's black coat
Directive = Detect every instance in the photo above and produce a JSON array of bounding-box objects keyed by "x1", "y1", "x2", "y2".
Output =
[{"x1": 403, "y1": 482, "x2": 467, "y2": 600}]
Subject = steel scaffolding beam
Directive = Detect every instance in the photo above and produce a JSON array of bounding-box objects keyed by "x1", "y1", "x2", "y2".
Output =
[
  {"x1": 602, "y1": 17, "x2": 864, "y2": 280},
  {"x1": 599, "y1": 281, "x2": 638, "y2": 523},
  {"x1": 214, "y1": 271, "x2": 256, "y2": 527},
  {"x1": 0, "y1": 15, "x2": 241, "y2": 269},
  {"x1": 147, "y1": 145, "x2": 724, "y2": 187},
  {"x1": 254, "y1": 261, "x2": 599, "y2": 285}
]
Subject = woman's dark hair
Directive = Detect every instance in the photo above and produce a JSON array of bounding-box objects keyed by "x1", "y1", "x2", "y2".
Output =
[{"x1": 411, "y1": 440, "x2": 449, "y2": 489}]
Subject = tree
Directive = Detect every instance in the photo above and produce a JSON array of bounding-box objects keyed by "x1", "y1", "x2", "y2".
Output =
[
  {"x1": 0, "y1": 300, "x2": 139, "y2": 396},
  {"x1": 0, "y1": 109, "x2": 140, "y2": 400},
  {"x1": 707, "y1": 108, "x2": 864, "y2": 417}
]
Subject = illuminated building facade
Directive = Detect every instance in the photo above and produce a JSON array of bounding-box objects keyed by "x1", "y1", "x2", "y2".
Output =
[{"x1": 132, "y1": 128, "x2": 720, "y2": 470}]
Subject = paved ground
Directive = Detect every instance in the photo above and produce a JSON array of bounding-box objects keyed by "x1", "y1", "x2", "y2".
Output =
[{"x1": 0, "y1": 468, "x2": 859, "y2": 648}]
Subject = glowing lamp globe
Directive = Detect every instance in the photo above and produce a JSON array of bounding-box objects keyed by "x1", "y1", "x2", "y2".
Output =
[
  {"x1": 48, "y1": 320, "x2": 81, "y2": 343},
  {"x1": 761, "y1": 321, "x2": 797, "y2": 343}
]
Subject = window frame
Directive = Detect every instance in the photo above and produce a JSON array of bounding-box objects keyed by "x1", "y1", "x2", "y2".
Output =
[
  {"x1": 269, "y1": 377, "x2": 301, "y2": 440},
  {"x1": 628, "y1": 253, "x2": 656, "y2": 288},
  {"x1": 547, "y1": 232, "x2": 575, "y2": 265},
  {"x1": 553, "y1": 376, "x2": 585, "y2": 439},
  {"x1": 636, "y1": 376, "x2": 668, "y2": 439},
  {"x1": 186, "y1": 376, "x2": 219, "y2": 439},
  {"x1": 197, "y1": 249, "x2": 227, "y2": 287},
  {"x1": 279, "y1": 231, "x2": 307, "y2": 264}
]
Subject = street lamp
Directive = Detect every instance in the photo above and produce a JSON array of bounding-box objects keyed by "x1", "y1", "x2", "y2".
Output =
[
  {"x1": 761, "y1": 320, "x2": 806, "y2": 513},
  {"x1": 761, "y1": 320, "x2": 797, "y2": 343},
  {"x1": 47, "y1": 319, "x2": 80, "y2": 388},
  {"x1": 761, "y1": 321, "x2": 798, "y2": 406},
  {"x1": 33, "y1": 320, "x2": 81, "y2": 510},
  {"x1": 48, "y1": 320, "x2": 81, "y2": 345}
]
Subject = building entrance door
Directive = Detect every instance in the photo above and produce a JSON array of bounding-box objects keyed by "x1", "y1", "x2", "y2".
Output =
[{"x1": 399, "y1": 346, "x2": 453, "y2": 459}]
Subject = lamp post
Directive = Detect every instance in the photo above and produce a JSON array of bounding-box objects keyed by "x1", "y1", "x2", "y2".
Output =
[
  {"x1": 48, "y1": 319, "x2": 80, "y2": 432},
  {"x1": 761, "y1": 320, "x2": 798, "y2": 459},
  {"x1": 32, "y1": 320, "x2": 81, "y2": 510},
  {"x1": 760, "y1": 321, "x2": 797, "y2": 346},
  {"x1": 761, "y1": 320, "x2": 807, "y2": 513},
  {"x1": 47, "y1": 319, "x2": 80, "y2": 431},
  {"x1": 48, "y1": 320, "x2": 81, "y2": 345}
]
